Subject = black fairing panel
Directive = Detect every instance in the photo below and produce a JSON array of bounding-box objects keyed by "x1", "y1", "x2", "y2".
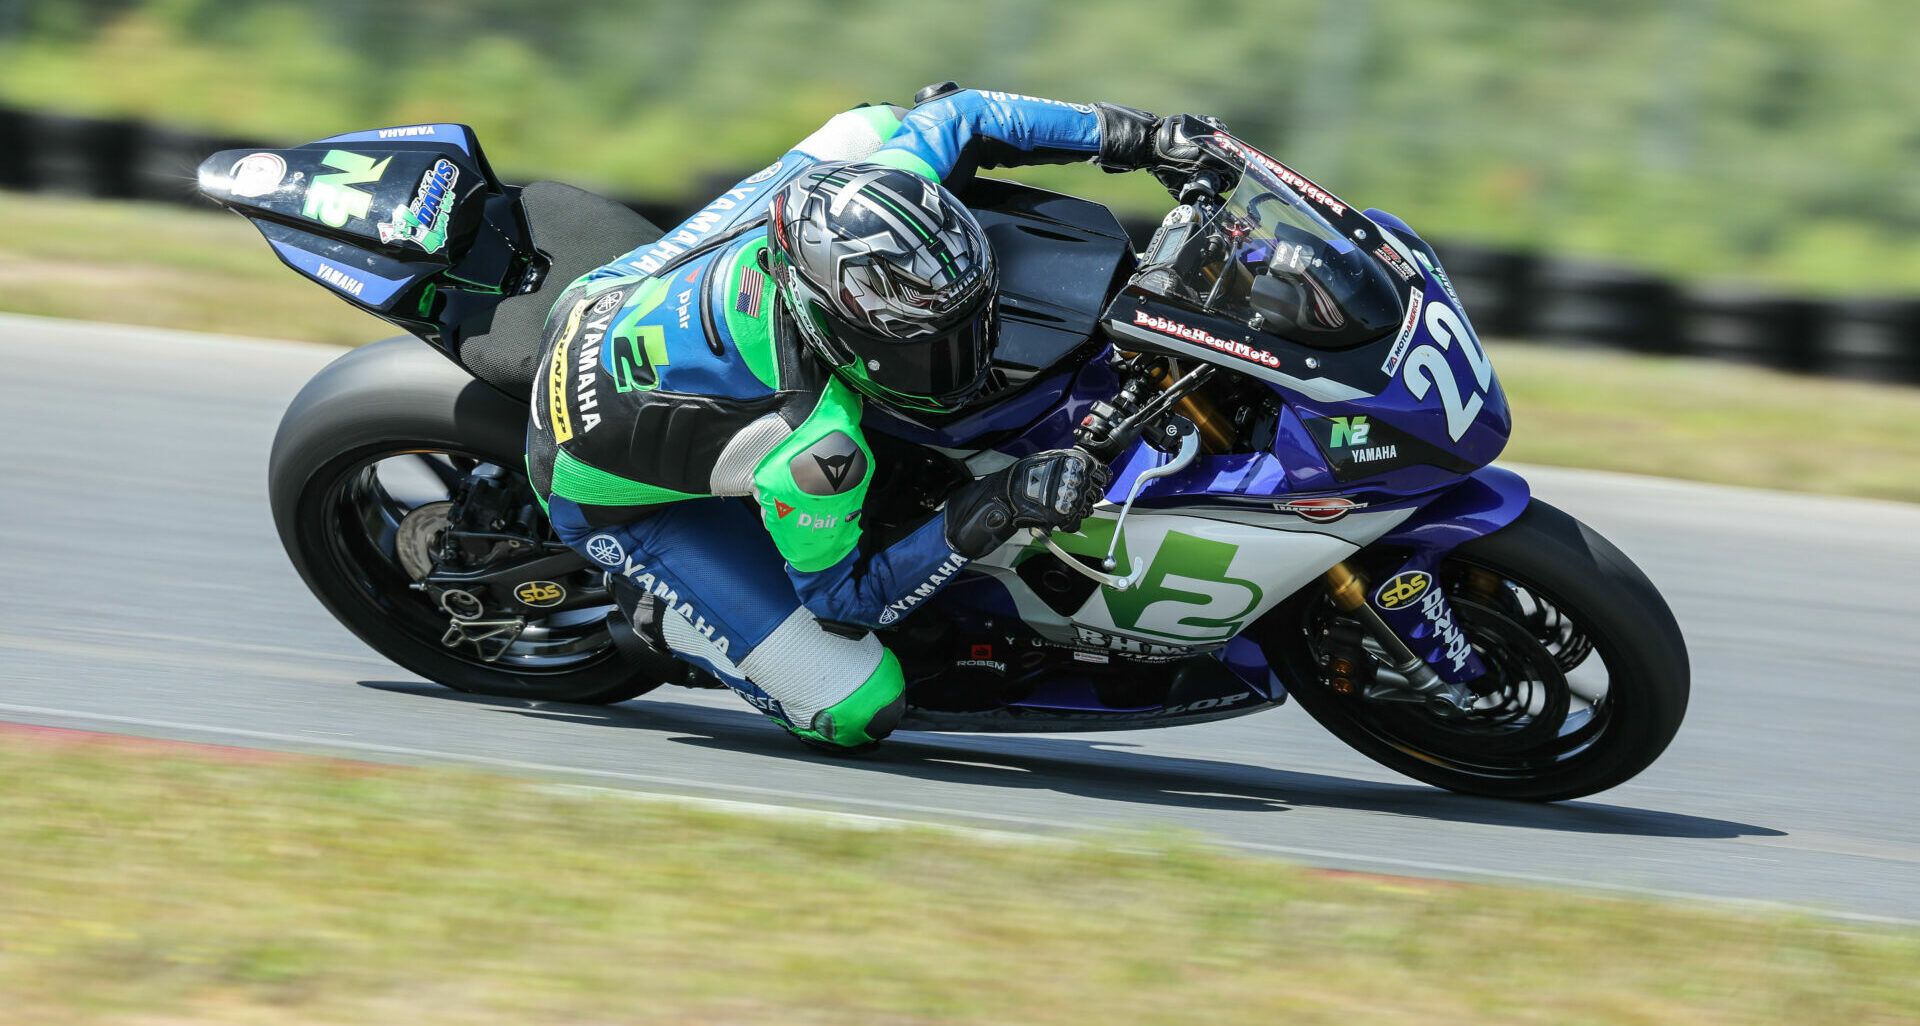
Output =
[
  {"x1": 196, "y1": 124, "x2": 534, "y2": 357},
  {"x1": 1101, "y1": 286, "x2": 1399, "y2": 400},
  {"x1": 963, "y1": 177, "x2": 1132, "y2": 382}
]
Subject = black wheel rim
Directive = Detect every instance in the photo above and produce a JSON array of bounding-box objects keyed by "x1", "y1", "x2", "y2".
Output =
[
  {"x1": 1300, "y1": 558, "x2": 1623, "y2": 781},
  {"x1": 316, "y1": 446, "x2": 619, "y2": 675}
]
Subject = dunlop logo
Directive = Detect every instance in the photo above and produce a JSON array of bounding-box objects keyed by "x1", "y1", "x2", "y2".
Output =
[
  {"x1": 546, "y1": 298, "x2": 588, "y2": 443},
  {"x1": 1372, "y1": 571, "x2": 1431, "y2": 610}
]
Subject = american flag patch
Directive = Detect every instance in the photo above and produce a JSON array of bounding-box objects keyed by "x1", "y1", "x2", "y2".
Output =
[{"x1": 735, "y1": 265, "x2": 767, "y2": 317}]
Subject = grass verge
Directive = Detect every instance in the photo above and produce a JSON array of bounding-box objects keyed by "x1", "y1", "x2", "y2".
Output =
[
  {"x1": 3, "y1": 189, "x2": 1917, "y2": 501},
  {"x1": 0, "y1": 190, "x2": 389, "y2": 345},
  {"x1": 2, "y1": 730, "x2": 1916, "y2": 1025}
]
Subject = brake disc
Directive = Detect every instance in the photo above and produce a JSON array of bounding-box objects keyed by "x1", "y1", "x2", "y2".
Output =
[{"x1": 395, "y1": 500, "x2": 455, "y2": 582}]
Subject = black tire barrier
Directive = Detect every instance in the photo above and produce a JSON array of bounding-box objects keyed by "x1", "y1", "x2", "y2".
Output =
[
  {"x1": 20, "y1": 112, "x2": 139, "y2": 199},
  {"x1": 0, "y1": 107, "x2": 36, "y2": 189},
  {"x1": 0, "y1": 105, "x2": 1912, "y2": 383},
  {"x1": 1826, "y1": 299, "x2": 1920, "y2": 384},
  {"x1": 1533, "y1": 260, "x2": 1684, "y2": 355},
  {"x1": 1684, "y1": 289, "x2": 1828, "y2": 373}
]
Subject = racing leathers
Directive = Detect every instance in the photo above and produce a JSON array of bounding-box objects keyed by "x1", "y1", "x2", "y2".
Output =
[{"x1": 525, "y1": 89, "x2": 1165, "y2": 747}]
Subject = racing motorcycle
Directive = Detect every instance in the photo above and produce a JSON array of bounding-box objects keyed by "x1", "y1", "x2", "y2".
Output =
[{"x1": 197, "y1": 123, "x2": 1687, "y2": 801}]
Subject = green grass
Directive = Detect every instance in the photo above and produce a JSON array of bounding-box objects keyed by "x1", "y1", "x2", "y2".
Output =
[
  {"x1": 1492, "y1": 343, "x2": 1920, "y2": 503},
  {"x1": 2, "y1": 731, "x2": 1915, "y2": 1025},
  {"x1": 3, "y1": 189, "x2": 1917, "y2": 501},
  {"x1": 0, "y1": 190, "x2": 390, "y2": 345}
]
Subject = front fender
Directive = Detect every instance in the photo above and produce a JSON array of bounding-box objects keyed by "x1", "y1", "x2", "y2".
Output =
[{"x1": 1377, "y1": 464, "x2": 1531, "y2": 557}]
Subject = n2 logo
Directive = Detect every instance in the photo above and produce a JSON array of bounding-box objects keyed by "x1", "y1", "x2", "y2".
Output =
[
  {"x1": 302, "y1": 150, "x2": 390, "y2": 228},
  {"x1": 1402, "y1": 300, "x2": 1493, "y2": 442}
]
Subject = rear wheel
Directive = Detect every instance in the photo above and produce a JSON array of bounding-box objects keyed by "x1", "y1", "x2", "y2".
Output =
[
  {"x1": 1273, "y1": 499, "x2": 1689, "y2": 801},
  {"x1": 269, "y1": 340, "x2": 658, "y2": 704}
]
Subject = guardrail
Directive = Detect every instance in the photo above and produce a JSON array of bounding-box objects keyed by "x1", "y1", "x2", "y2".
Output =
[{"x1": 5, "y1": 106, "x2": 1915, "y2": 383}]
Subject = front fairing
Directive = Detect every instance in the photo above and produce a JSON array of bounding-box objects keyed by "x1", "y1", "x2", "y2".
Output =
[
  {"x1": 1098, "y1": 132, "x2": 1511, "y2": 502},
  {"x1": 1100, "y1": 254, "x2": 1509, "y2": 502}
]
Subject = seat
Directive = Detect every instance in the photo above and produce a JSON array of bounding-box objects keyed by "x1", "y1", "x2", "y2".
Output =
[{"x1": 457, "y1": 181, "x2": 664, "y2": 395}]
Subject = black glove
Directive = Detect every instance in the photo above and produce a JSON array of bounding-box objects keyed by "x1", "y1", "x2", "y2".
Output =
[
  {"x1": 1094, "y1": 104, "x2": 1229, "y2": 190},
  {"x1": 943, "y1": 448, "x2": 1110, "y2": 559}
]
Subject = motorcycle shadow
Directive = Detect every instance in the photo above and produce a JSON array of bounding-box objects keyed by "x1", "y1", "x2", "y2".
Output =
[{"x1": 358, "y1": 680, "x2": 1782, "y2": 841}]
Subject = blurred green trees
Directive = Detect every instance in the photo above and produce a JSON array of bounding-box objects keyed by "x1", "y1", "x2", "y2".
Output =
[{"x1": 2, "y1": 0, "x2": 1914, "y2": 293}]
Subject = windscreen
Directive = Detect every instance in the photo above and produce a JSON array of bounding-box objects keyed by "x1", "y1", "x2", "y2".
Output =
[{"x1": 1148, "y1": 156, "x2": 1406, "y2": 349}]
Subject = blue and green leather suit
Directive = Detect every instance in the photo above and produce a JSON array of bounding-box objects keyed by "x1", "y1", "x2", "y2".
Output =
[{"x1": 525, "y1": 89, "x2": 1108, "y2": 746}]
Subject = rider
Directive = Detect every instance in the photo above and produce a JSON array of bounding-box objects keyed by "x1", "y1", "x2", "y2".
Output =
[{"x1": 525, "y1": 84, "x2": 1222, "y2": 749}]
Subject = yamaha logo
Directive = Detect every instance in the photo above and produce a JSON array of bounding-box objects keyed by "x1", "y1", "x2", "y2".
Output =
[{"x1": 585, "y1": 534, "x2": 624, "y2": 566}]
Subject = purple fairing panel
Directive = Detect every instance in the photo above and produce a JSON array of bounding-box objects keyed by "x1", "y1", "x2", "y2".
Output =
[
  {"x1": 1303, "y1": 264, "x2": 1510, "y2": 471},
  {"x1": 1377, "y1": 463, "x2": 1531, "y2": 555},
  {"x1": 1220, "y1": 634, "x2": 1285, "y2": 701}
]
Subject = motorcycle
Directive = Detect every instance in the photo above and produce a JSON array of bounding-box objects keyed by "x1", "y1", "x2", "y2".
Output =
[{"x1": 197, "y1": 123, "x2": 1687, "y2": 801}]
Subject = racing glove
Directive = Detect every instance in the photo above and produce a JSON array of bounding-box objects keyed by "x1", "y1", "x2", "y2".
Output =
[
  {"x1": 943, "y1": 448, "x2": 1110, "y2": 559},
  {"x1": 1094, "y1": 104, "x2": 1230, "y2": 191}
]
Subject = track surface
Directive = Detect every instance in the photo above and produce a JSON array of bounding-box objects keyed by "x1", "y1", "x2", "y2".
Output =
[{"x1": 5, "y1": 314, "x2": 1918, "y2": 922}]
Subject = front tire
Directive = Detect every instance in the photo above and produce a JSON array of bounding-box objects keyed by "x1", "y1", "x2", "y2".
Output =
[
  {"x1": 268, "y1": 339, "x2": 659, "y2": 704},
  {"x1": 1274, "y1": 498, "x2": 1689, "y2": 801}
]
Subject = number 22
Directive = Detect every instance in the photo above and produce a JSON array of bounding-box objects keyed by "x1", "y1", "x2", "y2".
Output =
[{"x1": 1403, "y1": 301, "x2": 1491, "y2": 442}]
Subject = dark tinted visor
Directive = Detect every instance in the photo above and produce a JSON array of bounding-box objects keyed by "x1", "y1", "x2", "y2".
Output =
[{"x1": 815, "y1": 301, "x2": 999, "y2": 406}]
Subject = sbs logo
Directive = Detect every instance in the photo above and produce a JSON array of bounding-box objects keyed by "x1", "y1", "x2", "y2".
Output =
[
  {"x1": 513, "y1": 581, "x2": 566, "y2": 608},
  {"x1": 1372, "y1": 571, "x2": 1431, "y2": 610}
]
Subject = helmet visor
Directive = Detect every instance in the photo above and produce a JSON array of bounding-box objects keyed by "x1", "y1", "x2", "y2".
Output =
[{"x1": 810, "y1": 298, "x2": 998, "y2": 408}]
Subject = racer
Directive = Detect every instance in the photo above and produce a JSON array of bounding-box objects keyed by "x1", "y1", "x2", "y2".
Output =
[{"x1": 525, "y1": 84, "x2": 1222, "y2": 749}]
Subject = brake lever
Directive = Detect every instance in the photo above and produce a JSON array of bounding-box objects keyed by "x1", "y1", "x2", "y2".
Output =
[{"x1": 1031, "y1": 420, "x2": 1200, "y2": 593}]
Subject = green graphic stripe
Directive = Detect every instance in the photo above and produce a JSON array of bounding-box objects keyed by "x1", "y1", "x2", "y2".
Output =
[
  {"x1": 863, "y1": 186, "x2": 956, "y2": 272},
  {"x1": 849, "y1": 104, "x2": 905, "y2": 140},
  {"x1": 550, "y1": 448, "x2": 707, "y2": 508},
  {"x1": 724, "y1": 239, "x2": 779, "y2": 389},
  {"x1": 867, "y1": 147, "x2": 939, "y2": 182}
]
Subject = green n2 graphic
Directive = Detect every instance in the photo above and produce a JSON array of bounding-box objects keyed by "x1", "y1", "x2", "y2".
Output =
[
  {"x1": 611, "y1": 326, "x2": 671, "y2": 392},
  {"x1": 1103, "y1": 530, "x2": 1264, "y2": 642},
  {"x1": 1327, "y1": 415, "x2": 1370, "y2": 447},
  {"x1": 302, "y1": 150, "x2": 391, "y2": 228},
  {"x1": 609, "y1": 280, "x2": 672, "y2": 392}
]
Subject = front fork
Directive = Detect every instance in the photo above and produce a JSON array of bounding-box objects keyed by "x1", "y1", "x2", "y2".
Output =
[
  {"x1": 1320, "y1": 561, "x2": 1480, "y2": 712},
  {"x1": 1313, "y1": 464, "x2": 1532, "y2": 709}
]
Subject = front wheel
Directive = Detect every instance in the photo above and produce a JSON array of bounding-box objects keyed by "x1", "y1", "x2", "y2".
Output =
[{"x1": 1273, "y1": 498, "x2": 1689, "y2": 801}]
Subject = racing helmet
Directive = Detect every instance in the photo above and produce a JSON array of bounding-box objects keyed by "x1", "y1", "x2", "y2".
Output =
[{"x1": 767, "y1": 162, "x2": 1000, "y2": 414}]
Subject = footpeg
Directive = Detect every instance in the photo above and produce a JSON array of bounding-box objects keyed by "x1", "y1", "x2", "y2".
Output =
[{"x1": 440, "y1": 615, "x2": 526, "y2": 662}]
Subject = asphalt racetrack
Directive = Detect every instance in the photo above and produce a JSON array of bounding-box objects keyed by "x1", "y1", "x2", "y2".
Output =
[{"x1": 4, "y1": 313, "x2": 1918, "y2": 922}]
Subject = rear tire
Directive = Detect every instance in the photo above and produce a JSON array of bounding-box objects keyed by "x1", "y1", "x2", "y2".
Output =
[
  {"x1": 1273, "y1": 498, "x2": 1689, "y2": 801},
  {"x1": 269, "y1": 339, "x2": 659, "y2": 704}
]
